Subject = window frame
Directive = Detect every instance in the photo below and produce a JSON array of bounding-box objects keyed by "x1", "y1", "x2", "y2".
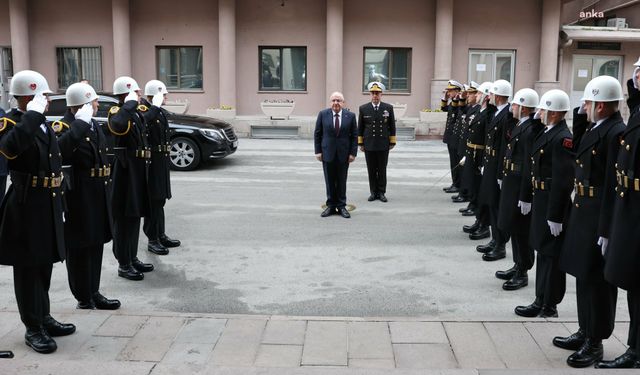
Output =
[
  {"x1": 362, "y1": 47, "x2": 412, "y2": 94},
  {"x1": 258, "y1": 46, "x2": 308, "y2": 92},
  {"x1": 56, "y1": 46, "x2": 103, "y2": 91},
  {"x1": 156, "y1": 46, "x2": 204, "y2": 91},
  {"x1": 467, "y1": 49, "x2": 516, "y2": 84}
]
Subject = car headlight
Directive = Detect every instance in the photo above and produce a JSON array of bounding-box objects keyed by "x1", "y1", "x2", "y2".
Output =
[{"x1": 199, "y1": 128, "x2": 225, "y2": 141}]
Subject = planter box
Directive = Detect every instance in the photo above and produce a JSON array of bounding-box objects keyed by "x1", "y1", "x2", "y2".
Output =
[
  {"x1": 163, "y1": 100, "x2": 190, "y2": 114},
  {"x1": 260, "y1": 102, "x2": 295, "y2": 120},
  {"x1": 392, "y1": 103, "x2": 407, "y2": 119},
  {"x1": 419, "y1": 111, "x2": 447, "y2": 123},
  {"x1": 206, "y1": 108, "x2": 236, "y2": 120}
]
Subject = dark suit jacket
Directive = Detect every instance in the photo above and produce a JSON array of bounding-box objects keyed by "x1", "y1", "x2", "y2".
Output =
[
  {"x1": 357, "y1": 102, "x2": 396, "y2": 151},
  {"x1": 314, "y1": 108, "x2": 358, "y2": 163}
]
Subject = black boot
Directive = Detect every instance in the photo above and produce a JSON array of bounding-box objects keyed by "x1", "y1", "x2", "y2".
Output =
[
  {"x1": 502, "y1": 269, "x2": 528, "y2": 291},
  {"x1": 553, "y1": 329, "x2": 585, "y2": 351},
  {"x1": 118, "y1": 265, "x2": 144, "y2": 280},
  {"x1": 43, "y1": 315, "x2": 76, "y2": 337},
  {"x1": 25, "y1": 327, "x2": 56, "y2": 354},
  {"x1": 476, "y1": 239, "x2": 496, "y2": 253},
  {"x1": 596, "y1": 348, "x2": 640, "y2": 369},
  {"x1": 469, "y1": 226, "x2": 490, "y2": 240},
  {"x1": 539, "y1": 305, "x2": 558, "y2": 318},
  {"x1": 132, "y1": 258, "x2": 154, "y2": 273},
  {"x1": 514, "y1": 300, "x2": 542, "y2": 317},
  {"x1": 93, "y1": 292, "x2": 121, "y2": 310},
  {"x1": 567, "y1": 338, "x2": 603, "y2": 368},
  {"x1": 160, "y1": 234, "x2": 181, "y2": 248},
  {"x1": 148, "y1": 240, "x2": 169, "y2": 255},
  {"x1": 482, "y1": 243, "x2": 506, "y2": 261},
  {"x1": 463, "y1": 220, "x2": 480, "y2": 234},
  {"x1": 444, "y1": 186, "x2": 459, "y2": 193},
  {"x1": 495, "y1": 264, "x2": 517, "y2": 280},
  {"x1": 76, "y1": 300, "x2": 96, "y2": 310}
]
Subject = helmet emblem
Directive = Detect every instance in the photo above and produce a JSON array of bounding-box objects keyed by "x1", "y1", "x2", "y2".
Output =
[
  {"x1": 519, "y1": 97, "x2": 525, "y2": 103},
  {"x1": 29, "y1": 83, "x2": 37, "y2": 91},
  {"x1": 126, "y1": 83, "x2": 131, "y2": 89},
  {"x1": 158, "y1": 87, "x2": 162, "y2": 92},
  {"x1": 85, "y1": 92, "x2": 91, "y2": 98},
  {"x1": 592, "y1": 88, "x2": 599, "y2": 96},
  {"x1": 546, "y1": 101, "x2": 552, "y2": 106}
]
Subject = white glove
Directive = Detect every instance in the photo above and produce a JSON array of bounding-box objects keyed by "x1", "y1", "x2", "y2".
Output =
[
  {"x1": 152, "y1": 92, "x2": 165, "y2": 107},
  {"x1": 633, "y1": 67, "x2": 640, "y2": 89},
  {"x1": 75, "y1": 103, "x2": 93, "y2": 124},
  {"x1": 497, "y1": 179, "x2": 502, "y2": 189},
  {"x1": 518, "y1": 200, "x2": 531, "y2": 216},
  {"x1": 26, "y1": 93, "x2": 48, "y2": 114},
  {"x1": 459, "y1": 156, "x2": 466, "y2": 166},
  {"x1": 598, "y1": 237, "x2": 609, "y2": 256},
  {"x1": 533, "y1": 111, "x2": 541, "y2": 120},
  {"x1": 124, "y1": 90, "x2": 138, "y2": 103},
  {"x1": 577, "y1": 102, "x2": 586, "y2": 115},
  {"x1": 547, "y1": 220, "x2": 563, "y2": 237},
  {"x1": 480, "y1": 166, "x2": 484, "y2": 174}
]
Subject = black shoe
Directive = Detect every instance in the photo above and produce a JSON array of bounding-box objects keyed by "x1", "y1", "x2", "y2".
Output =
[
  {"x1": 443, "y1": 184, "x2": 454, "y2": 192},
  {"x1": 496, "y1": 264, "x2": 517, "y2": 280},
  {"x1": 553, "y1": 329, "x2": 585, "y2": 351},
  {"x1": 567, "y1": 339, "x2": 603, "y2": 368},
  {"x1": 0, "y1": 351, "x2": 13, "y2": 358},
  {"x1": 338, "y1": 207, "x2": 351, "y2": 218},
  {"x1": 118, "y1": 265, "x2": 145, "y2": 280},
  {"x1": 470, "y1": 226, "x2": 490, "y2": 240},
  {"x1": 159, "y1": 234, "x2": 181, "y2": 248},
  {"x1": 476, "y1": 239, "x2": 495, "y2": 253},
  {"x1": 482, "y1": 244, "x2": 506, "y2": 261},
  {"x1": 76, "y1": 300, "x2": 96, "y2": 310},
  {"x1": 367, "y1": 194, "x2": 377, "y2": 202},
  {"x1": 132, "y1": 258, "x2": 154, "y2": 273},
  {"x1": 444, "y1": 186, "x2": 459, "y2": 193},
  {"x1": 515, "y1": 300, "x2": 542, "y2": 317},
  {"x1": 459, "y1": 205, "x2": 473, "y2": 213},
  {"x1": 463, "y1": 220, "x2": 480, "y2": 234},
  {"x1": 378, "y1": 194, "x2": 387, "y2": 202},
  {"x1": 596, "y1": 349, "x2": 640, "y2": 369},
  {"x1": 539, "y1": 305, "x2": 558, "y2": 318},
  {"x1": 321, "y1": 207, "x2": 336, "y2": 217},
  {"x1": 25, "y1": 327, "x2": 56, "y2": 354},
  {"x1": 503, "y1": 271, "x2": 528, "y2": 291},
  {"x1": 43, "y1": 315, "x2": 76, "y2": 337},
  {"x1": 93, "y1": 292, "x2": 121, "y2": 310},
  {"x1": 148, "y1": 240, "x2": 169, "y2": 255},
  {"x1": 461, "y1": 209, "x2": 476, "y2": 216}
]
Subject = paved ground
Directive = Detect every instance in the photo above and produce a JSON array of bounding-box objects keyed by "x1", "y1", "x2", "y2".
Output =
[{"x1": 0, "y1": 139, "x2": 633, "y2": 373}]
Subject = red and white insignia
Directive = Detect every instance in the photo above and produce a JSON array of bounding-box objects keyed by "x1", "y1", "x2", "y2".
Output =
[
  {"x1": 562, "y1": 138, "x2": 573, "y2": 149},
  {"x1": 85, "y1": 92, "x2": 91, "y2": 98},
  {"x1": 29, "y1": 83, "x2": 37, "y2": 91},
  {"x1": 126, "y1": 83, "x2": 131, "y2": 89}
]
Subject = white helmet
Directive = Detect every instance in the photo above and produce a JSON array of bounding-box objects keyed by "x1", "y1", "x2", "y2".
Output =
[
  {"x1": 9, "y1": 70, "x2": 53, "y2": 96},
  {"x1": 112, "y1": 76, "x2": 141, "y2": 95},
  {"x1": 490, "y1": 79, "x2": 512, "y2": 98},
  {"x1": 580, "y1": 75, "x2": 624, "y2": 102},
  {"x1": 65, "y1": 82, "x2": 98, "y2": 107},
  {"x1": 537, "y1": 89, "x2": 571, "y2": 112},
  {"x1": 144, "y1": 79, "x2": 169, "y2": 96},
  {"x1": 478, "y1": 82, "x2": 493, "y2": 95},
  {"x1": 511, "y1": 88, "x2": 539, "y2": 108},
  {"x1": 634, "y1": 56, "x2": 640, "y2": 67}
]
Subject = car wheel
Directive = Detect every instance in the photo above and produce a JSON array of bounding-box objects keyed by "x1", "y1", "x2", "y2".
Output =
[{"x1": 170, "y1": 137, "x2": 201, "y2": 171}]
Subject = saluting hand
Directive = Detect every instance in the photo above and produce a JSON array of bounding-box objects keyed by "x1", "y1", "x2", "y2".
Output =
[
  {"x1": 125, "y1": 90, "x2": 139, "y2": 104},
  {"x1": 152, "y1": 92, "x2": 165, "y2": 107},
  {"x1": 26, "y1": 93, "x2": 48, "y2": 114},
  {"x1": 75, "y1": 103, "x2": 93, "y2": 124}
]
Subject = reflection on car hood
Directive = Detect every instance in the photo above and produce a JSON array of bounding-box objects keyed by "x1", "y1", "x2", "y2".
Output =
[{"x1": 165, "y1": 112, "x2": 232, "y2": 130}]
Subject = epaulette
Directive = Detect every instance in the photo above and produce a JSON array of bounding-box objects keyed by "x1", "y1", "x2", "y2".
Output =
[
  {"x1": 109, "y1": 106, "x2": 120, "y2": 115},
  {"x1": 51, "y1": 120, "x2": 69, "y2": 134},
  {"x1": 0, "y1": 117, "x2": 16, "y2": 133},
  {"x1": 137, "y1": 104, "x2": 148, "y2": 112}
]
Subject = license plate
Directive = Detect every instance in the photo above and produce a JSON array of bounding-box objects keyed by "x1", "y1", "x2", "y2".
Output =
[{"x1": 232, "y1": 141, "x2": 238, "y2": 148}]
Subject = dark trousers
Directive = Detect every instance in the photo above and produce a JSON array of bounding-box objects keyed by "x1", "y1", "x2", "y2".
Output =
[
  {"x1": 628, "y1": 288, "x2": 640, "y2": 350},
  {"x1": 66, "y1": 245, "x2": 104, "y2": 303},
  {"x1": 475, "y1": 204, "x2": 490, "y2": 227},
  {"x1": 447, "y1": 144, "x2": 460, "y2": 187},
  {"x1": 13, "y1": 264, "x2": 52, "y2": 328},
  {"x1": 535, "y1": 253, "x2": 566, "y2": 307},
  {"x1": 322, "y1": 159, "x2": 349, "y2": 209},
  {"x1": 364, "y1": 150, "x2": 389, "y2": 195},
  {"x1": 489, "y1": 197, "x2": 509, "y2": 245},
  {"x1": 512, "y1": 231, "x2": 534, "y2": 271},
  {"x1": 576, "y1": 276, "x2": 617, "y2": 340},
  {"x1": 0, "y1": 175, "x2": 6, "y2": 203},
  {"x1": 113, "y1": 216, "x2": 141, "y2": 267},
  {"x1": 144, "y1": 199, "x2": 166, "y2": 241}
]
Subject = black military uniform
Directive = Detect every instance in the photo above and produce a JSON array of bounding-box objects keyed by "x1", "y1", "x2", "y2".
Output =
[
  {"x1": 0, "y1": 108, "x2": 74, "y2": 352},
  {"x1": 496, "y1": 114, "x2": 543, "y2": 288},
  {"x1": 442, "y1": 86, "x2": 462, "y2": 192},
  {"x1": 358, "y1": 100, "x2": 396, "y2": 200},
  {"x1": 108, "y1": 99, "x2": 152, "y2": 280},
  {"x1": 516, "y1": 119, "x2": 574, "y2": 318},
  {"x1": 57, "y1": 110, "x2": 119, "y2": 309},
  {"x1": 600, "y1": 82, "x2": 640, "y2": 369},
  {"x1": 451, "y1": 99, "x2": 470, "y2": 202}
]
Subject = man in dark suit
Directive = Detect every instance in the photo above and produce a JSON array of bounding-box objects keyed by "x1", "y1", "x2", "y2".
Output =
[
  {"x1": 314, "y1": 92, "x2": 358, "y2": 218},
  {"x1": 358, "y1": 81, "x2": 396, "y2": 202}
]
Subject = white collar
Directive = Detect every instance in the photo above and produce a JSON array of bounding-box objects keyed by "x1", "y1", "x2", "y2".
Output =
[{"x1": 592, "y1": 116, "x2": 609, "y2": 131}]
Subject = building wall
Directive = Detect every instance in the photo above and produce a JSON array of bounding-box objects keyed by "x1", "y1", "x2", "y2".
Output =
[{"x1": 0, "y1": 0, "x2": 10, "y2": 46}]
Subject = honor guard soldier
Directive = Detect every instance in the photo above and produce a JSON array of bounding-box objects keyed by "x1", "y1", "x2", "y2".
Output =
[
  {"x1": 441, "y1": 80, "x2": 463, "y2": 193},
  {"x1": 142, "y1": 80, "x2": 180, "y2": 254},
  {"x1": 476, "y1": 80, "x2": 515, "y2": 260},
  {"x1": 108, "y1": 76, "x2": 153, "y2": 281},
  {"x1": 514, "y1": 89, "x2": 574, "y2": 318},
  {"x1": 462, "y1": 82, "x2": 495, "y2": 240},
  {"x1": 458, "y1": 82, "x2": 480, "y2": 213},
  {"x1": 57, "y1": 83, "x2": 120, "y2": 310},
  {"x1": 450, "y1": 86, "x2": 470, "y2": 203},
  {"x1": 598, "y1": 58, "x2": 640, "y2": 369},
  {"x1": 358, "y1": 81, "x2": 396, "y2": 202},
  {"x1": 495, "y1": 88, "x2": 542, "y2": 290},
  {"x1": 554, "y1": 76, "x2": 625, "y2": 367},
  {"x1": 0, "y1": 70, "x2": 76, "y2": 354}
]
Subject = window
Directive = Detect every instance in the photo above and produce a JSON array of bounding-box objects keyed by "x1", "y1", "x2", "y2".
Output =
[
  {"x1": 363, "y1": 48, "x2": 411, "y2": 92},
  {"x1": 259, "y1": 47, "x2": 307, "y2": 91},
  {"x1": 468, "y1": 50, "x2": 515, "y2": 84},
  {"x1": 157, "y1": 47, "x2": 203, "y2": 90},
  {"x1": 56, "y1": 47, "x2": 103, "y2": 90}
]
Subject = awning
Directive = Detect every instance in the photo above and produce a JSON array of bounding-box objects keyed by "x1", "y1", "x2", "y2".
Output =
[{"x1": 562, "y1": 25, "x2": 640, "y2": 42}]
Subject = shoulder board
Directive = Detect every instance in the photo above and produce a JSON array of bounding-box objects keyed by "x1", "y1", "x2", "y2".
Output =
[
  {"x1": 137, "y1": 105, "x2": 148, "y2": 112},
  {"x1": 51, "y1": 121, "x2": 69, "y2": 134},
  {"x1": 562, "y1": 138, "x2": 573, "y2": 149},
  {"x1": 109, "y1": 106, "x2": 120, "y2": 115},
  {"x1": 0, "y1": 117, "x2": 17, "y2": 132}
]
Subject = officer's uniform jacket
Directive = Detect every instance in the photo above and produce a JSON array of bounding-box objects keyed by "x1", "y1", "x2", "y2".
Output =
[
  {"x1": 357, "y1": 101, "x2": 396, "y2": 152},
  {"x1": 58, "y1": 111, "x2": 113, "y2": 249},
  {"x1": 529, "y1": 120, "x2": 574, "y2": 256},
  {"x1": 107, "y1": 100, "x2": 150, "y2": 218},
  {"x1": 459, "y1": 104, "x2": 483, "y2": 192},
  {"x1": 456, "y1": 104, "x2": 474, "y2": 155},
  {"x1": 497, "y1": 115, "x2": 542, "y2": 234},
  {"x1": 604, "y1": 89, "x2": 640, "y2": 291},
  {"x1": 140, "y1": 98, "x2": 172, "y2": 202},
  {"x1": 560, "y1": 110, "x2": 625, "y2": 280},
  {"x1": 478, "y1": 104, "x2": 514, "y2": 206},
  {"x1": 442, "y1": 97, "x2": 462, "y2": 145},
  {"x1": 0, "y1": 108, "x2": 65, "y2": 266}
]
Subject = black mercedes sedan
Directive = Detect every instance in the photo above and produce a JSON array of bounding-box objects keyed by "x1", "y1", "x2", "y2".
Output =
[{"x1": 45, "y1": 94, "x2": 238, "y2": 171}]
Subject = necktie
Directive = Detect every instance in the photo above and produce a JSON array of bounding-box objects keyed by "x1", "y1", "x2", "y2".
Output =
[
  {"x1": 334, "y1": 113, "x2": 340, "y2": 135},
  {"x1": 374, "y1": 105, "x2": 378, "y2": 112}
]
